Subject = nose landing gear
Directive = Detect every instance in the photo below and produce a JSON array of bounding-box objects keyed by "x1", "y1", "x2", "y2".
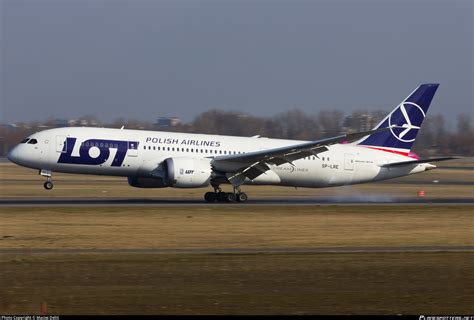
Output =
[
  {"x1": 40, "y1": 169, "x2": 53, "y2": 190},
  {"x1": 44, "y1": 180, "x2": 53, "y2": 190},
  {"x1": 204, "y1": 185, "x2": 248, "y2": 203}
]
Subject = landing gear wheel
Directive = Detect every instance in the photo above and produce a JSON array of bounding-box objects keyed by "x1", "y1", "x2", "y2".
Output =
[
  {"x1": 217, "y1": 192, "x2": 227, "y2": 202},
  {"x1": 204, "y1": 192, "x2": 217, "y2": 203},
  {"x1": 225, "y1": 192, "x2": 236, "y2": 203},
  {"x1": 43, "y1": 181, "x2": 53, "y2": 190},
  {"x1": 206, "y1": 185, "x2": 246, "y2": 204},
  {"x1": 236, "y1": 192, "x2": 248, "y2": 203}
]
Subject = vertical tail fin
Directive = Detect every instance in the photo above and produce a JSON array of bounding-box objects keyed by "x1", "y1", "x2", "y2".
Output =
[{"x1": 357, "y1": 83, "x2": 439, "y2": 155}]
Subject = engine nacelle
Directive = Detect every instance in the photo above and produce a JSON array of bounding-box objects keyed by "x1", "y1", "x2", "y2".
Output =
[
  {"x1": 165, "y1": 157, "x2": 212, "y2": 188},
  {"x1": 127, "y1": 176, "x2": 168, "y2": 188}
]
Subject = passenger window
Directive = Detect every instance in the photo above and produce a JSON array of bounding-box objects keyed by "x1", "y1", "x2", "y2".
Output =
[{"x1": 27, "y1": 139, "x2": 38, "y2": 144}]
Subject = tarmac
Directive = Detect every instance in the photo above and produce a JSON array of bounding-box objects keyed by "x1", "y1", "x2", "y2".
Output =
[
  {"x1": 1, "y1": 245, "x2": 473, "y2": 255},
  {"x1": 1, "y1": 197, "x2": 474, "y2": 207}
]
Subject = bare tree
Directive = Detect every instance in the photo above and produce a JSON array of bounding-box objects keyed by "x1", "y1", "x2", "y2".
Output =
[
  {"x1": 1, "y1": 109, "x2": 472, "y2": 156},
  {"x1": 318, "y1": 110, "x2": 343, "y2": 136}
]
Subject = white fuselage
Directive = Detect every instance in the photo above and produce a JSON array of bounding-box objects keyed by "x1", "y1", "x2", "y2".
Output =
[{"x1": 8, "y1": 127, "x2": 433, "y2": 188}]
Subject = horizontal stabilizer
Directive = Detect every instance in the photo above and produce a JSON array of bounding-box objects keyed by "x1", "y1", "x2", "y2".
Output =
[{"x1": 379, "y1": 157, "x2": 458, "y2": 168}]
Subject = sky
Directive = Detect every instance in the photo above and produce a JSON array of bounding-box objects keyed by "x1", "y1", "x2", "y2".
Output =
[{"x1": 1, "y1": 0, "x2": 473, "y2": 126}]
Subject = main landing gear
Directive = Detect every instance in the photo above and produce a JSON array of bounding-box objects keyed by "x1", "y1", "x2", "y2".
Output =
[
  {"x1": 40, "y1": 169, "x2": 53, "y2": 190},
  {"x1": 204, "y1": 186, "x2": 248, "y2": 203}
]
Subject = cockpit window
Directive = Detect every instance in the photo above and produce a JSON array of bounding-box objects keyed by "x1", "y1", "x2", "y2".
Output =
[
  {"x1": 20, "y1": 138, "x2": 30, "y2": 143},
  {"x1": 27, "y1": 139, "x2": 38, "y2": 144}
]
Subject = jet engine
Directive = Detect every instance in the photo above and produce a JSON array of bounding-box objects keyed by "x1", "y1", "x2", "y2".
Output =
[
  {"x1": 129, "y1": 157, "x2": 212, "y2": 188},
  {"x1": 164, "y1": 157, "x2": 212, "y2": 188},
  {"x1": 127, "y1": 176, "x2": 168, "y2": 188}
]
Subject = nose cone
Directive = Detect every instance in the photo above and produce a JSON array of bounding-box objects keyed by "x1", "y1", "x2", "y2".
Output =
[
  {"x1": 7, "y1": 142, "x2": 43, "y2": 169},
  {"x1": 7, "y1": 146, "x2": 20, "y2": 164}
]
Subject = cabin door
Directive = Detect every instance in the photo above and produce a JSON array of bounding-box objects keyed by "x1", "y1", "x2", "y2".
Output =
[
  {"x1": 344, "y1": 153, "x2": 354, "y2": 171},
  {"x1": 56, "y1": 136, "x2": 67, "y2": 153}
]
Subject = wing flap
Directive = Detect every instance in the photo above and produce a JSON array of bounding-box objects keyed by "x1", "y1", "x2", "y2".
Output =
[{"x1": 243, "y1": 166, "x2": 266, "y2": 180}]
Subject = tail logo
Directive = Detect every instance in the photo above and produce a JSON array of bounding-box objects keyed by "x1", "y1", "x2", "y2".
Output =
[{"x1": 388, "y1": 102, "x2": 425, "y2": 142}]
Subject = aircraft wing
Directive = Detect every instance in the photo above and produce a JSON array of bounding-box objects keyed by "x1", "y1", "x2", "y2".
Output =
[
  {"x1": 379, "y1": 156, "x2": 459, "y2": 168},
  {"x1": 211, "y1": 127, "x2": 389, "y2": 186}
]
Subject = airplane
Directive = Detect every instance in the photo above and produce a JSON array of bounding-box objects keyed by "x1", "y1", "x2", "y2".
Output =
[{"x1": 7, "y1": 83, "x2": 455, "y2": 203}]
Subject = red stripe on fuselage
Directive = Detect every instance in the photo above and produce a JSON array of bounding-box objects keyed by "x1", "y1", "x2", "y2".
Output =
[{"x1": 360, "y1": 146, "x2": 418, "y2": 159}]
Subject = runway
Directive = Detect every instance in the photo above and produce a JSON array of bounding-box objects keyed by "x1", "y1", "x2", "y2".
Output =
[
  {"x1": 1, "y1": 197, "x2": 474, "y2": 207},
  {"x1": 1, "y1": 245, "x2": 473, "y2": 255}
]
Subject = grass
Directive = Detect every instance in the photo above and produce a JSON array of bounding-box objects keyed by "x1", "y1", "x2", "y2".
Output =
[
  {"x1": 1, "y1": 205, "x2": 473, "y2": 250},
  {"x1": 1, "y1": 252, "x2": 473, "y2": 314}
]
